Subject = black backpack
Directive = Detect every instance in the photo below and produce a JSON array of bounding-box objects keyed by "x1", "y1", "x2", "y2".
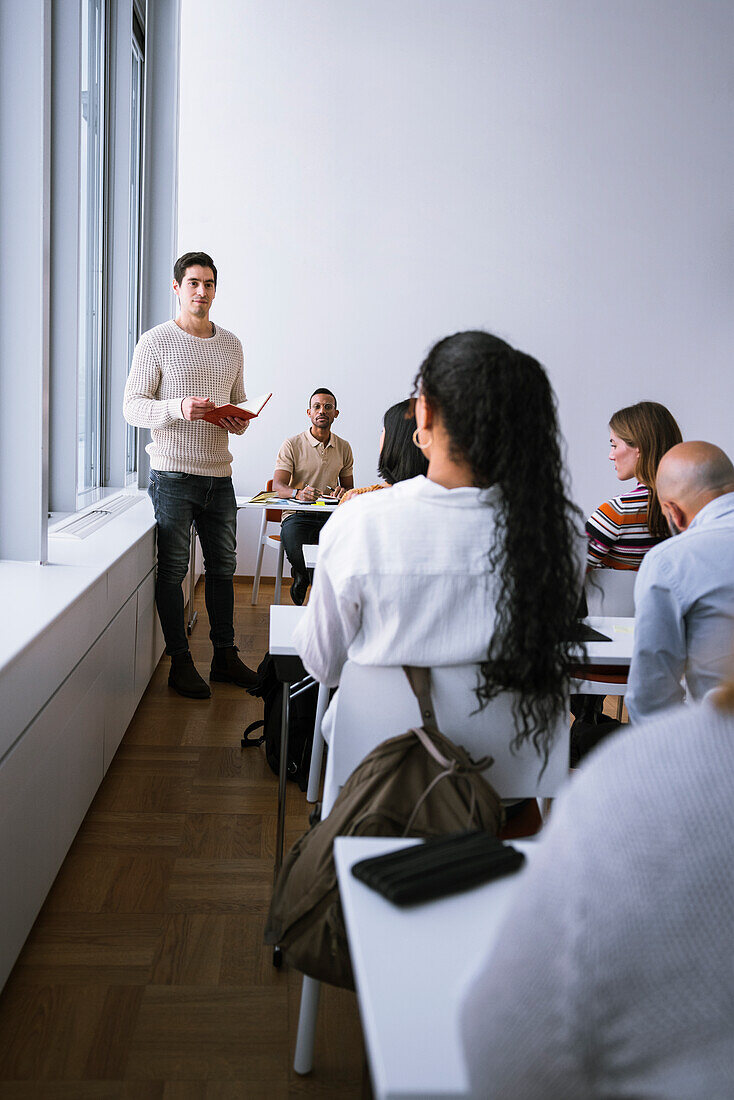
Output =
[{"x1": 241, "y1": 652, "x2": 318, "y2": 791}]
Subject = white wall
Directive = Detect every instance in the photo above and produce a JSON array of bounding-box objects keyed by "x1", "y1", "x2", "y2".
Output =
[{"x1": 178, "y1": 0, "x2": 734, "y2": 575}]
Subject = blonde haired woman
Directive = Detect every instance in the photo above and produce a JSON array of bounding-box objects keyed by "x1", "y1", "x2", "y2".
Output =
[{"x1": 575, "y1": 400, "x2": 683, "y2": 747}]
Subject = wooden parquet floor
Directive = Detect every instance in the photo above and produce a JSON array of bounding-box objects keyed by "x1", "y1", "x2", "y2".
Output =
[{"x1": 0, "y1": 579, "x2": 366, "y2": 1099}]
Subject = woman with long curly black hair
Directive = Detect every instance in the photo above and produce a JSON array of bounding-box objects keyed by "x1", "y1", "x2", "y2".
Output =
[{"x1": 293, "y1": 330, "x2": 583, "y2": 762}]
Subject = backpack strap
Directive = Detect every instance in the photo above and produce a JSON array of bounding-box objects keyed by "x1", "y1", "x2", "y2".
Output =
[
  {"x1": 241, "y1": 719, "x2": 266, "y2": 748},
  {"x1": 402, "y1": 666, "x2": 495, "y2": 834},
  {"x1": 403, "y1": 666, "x2": 440, "y2": 735}
]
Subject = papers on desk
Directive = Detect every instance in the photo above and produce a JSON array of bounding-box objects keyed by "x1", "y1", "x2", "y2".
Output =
[{"x1": 247, "y1": 490, "x2": 339, "y2": 509}]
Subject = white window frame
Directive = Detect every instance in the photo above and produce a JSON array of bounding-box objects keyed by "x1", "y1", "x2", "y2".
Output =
[
  {"x1": 77, "y1": 0, "x2": 107, "y2": 506},
  {"x1": 125, "y1": 13, "x2": 145, "y2": 484}
]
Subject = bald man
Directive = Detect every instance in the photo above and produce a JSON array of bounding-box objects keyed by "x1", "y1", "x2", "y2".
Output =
[{"x1": 626, "y1": 441, "x2": 734, "y2": 722}]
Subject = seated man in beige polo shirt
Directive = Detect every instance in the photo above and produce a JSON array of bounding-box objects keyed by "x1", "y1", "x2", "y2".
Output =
[{"x1": 273, "y1": 388, "x2": 354, "y2": 604}]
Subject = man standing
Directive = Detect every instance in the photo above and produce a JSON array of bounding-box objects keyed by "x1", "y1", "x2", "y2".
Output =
[
  {"x1": 123, "y1": 251, "x2": 257, "y2": 698},
  {"x1": 273, "y1": 389, "x2": 354, "y2": 604},
  {"x1": 626, "y1": 440, "x2": 734, "y2": 723}
]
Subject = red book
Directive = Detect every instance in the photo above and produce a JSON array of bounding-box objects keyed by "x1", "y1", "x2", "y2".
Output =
[{"x1": 203, "y1": 391, "x2": 272, "y2": 427}]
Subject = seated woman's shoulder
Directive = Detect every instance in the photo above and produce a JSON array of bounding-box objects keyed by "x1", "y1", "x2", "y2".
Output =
[{"x1": 593, "y1": 485, "x2": 648, "y2": 518}]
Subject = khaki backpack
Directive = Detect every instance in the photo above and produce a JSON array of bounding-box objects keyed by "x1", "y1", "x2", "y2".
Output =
[{"x1": 264, "y1": 666, "x2": 504, "y2": 989}]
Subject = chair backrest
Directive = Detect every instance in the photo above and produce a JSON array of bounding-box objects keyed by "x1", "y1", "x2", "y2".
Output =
[
  {"x1": 325, "y1": 661, "x2": 569, "y2": 804},
  {"x1": 265, "y1": 478, "x2": 283, "y2": 522},
  {"x1": 585, "y1": 568, "x2": 636, "y2": 617}
]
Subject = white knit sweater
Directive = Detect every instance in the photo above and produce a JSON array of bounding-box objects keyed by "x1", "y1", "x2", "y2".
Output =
[
  {"x1": 461, "y1": 699, "x2": 734, "y2": 1097},
  {"x1": 123, "y1": 319, "x2": 246, "y2": 477}
]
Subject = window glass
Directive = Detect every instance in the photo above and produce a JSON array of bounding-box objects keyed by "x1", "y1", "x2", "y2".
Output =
[
  {"x1": 77, "y1": 0, "x2": 106, "y2": 500},
  {"x1": 126, "y1": 28, "x2": 144, "y2": 481}
]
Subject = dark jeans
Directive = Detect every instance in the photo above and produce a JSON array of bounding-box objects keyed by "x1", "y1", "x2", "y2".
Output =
[
  {"x1": 148, "y1": 471, "x2": 237, "y2": 657},
  {"x1": 280, "y1": 512, "x2": 331, "y2": 584}
]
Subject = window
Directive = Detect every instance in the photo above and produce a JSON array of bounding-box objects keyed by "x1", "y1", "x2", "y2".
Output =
[
  {"x1": 77, "y1": 0, "x2": 106, "y2": 503},
  {"x1": 0, "y1": 0, "x2": 178, "y2": 562},
  {"x1": 126, "y1": 13, "x2": 145, "y2": 482}
]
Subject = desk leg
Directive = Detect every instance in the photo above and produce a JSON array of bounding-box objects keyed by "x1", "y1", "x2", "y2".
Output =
[
  {"x1": 273, "y1": 679, "x2": 290, "y2": 969},
  {"x1": 186, "y1": 525, "x2": 198, "y2": 635},
  {"x1": 306, "y1": 682, "x2": 329, "y2": 803},
  {"x1": 275, "y1": 680, "x2": 290, "y2": 881}
]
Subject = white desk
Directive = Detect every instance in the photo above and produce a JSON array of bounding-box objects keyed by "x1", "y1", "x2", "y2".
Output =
[
  {"x1": 583, "y1": 616, "x2": 634, "y2": 665},
  {"x1": 238, "y1": 495, "x2": 332, "y2": 609},
  {"x1": 236, "y1": 496, "x2": 338, "y2": 514},
  {"x1": 187, "y1": 494, "x2": 284, "y2": 632},
  {"x1": 187, "y1": 497, "x2": 330, "y2": 630},
  {"x1": 335, "y1": 835, "x2": 536, "y2": 1100},
  {"x1": 269, "y1": 610, "x2": 634, "y2": 669}
]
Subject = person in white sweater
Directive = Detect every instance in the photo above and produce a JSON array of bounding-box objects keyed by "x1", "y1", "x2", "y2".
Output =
[
  {"x1": 461, "y1": 681, "x2": 734, "y2": 1098},
  {"x1": 123, "y1": 251, "x2": 257, "y2": 699}
]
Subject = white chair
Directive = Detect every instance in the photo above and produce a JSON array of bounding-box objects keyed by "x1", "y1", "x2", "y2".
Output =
[
  {"x1": 293, "y1": 660, "x2": 570, "y2": 1075},
  {"x1": 302, "y1": 543, "x2": 320, "y2": 571},
  {"x1": 573, "y1": 569, "x2": 636, "y2": 718},
  {"x1": 251, "y1": 481, "x2": 286, "y2": 605},
  {"x1": 584, "y1": 568, "x2": 636, "y2": 617}
]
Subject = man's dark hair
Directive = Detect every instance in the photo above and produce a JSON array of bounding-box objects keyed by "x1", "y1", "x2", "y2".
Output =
[
  {"x1": 174, "y1": 251, "x2": 218, "y2": 287},
  {"x1": 309, "y1": 388, "x2": 337, "y2": 408},
  {"x1": 377, "y1": 399, "x2": 428, "y2": 484}
]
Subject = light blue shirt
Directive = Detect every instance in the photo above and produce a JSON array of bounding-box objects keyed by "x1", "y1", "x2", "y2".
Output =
[{"x1": 626, "y1": 492, "x2": 734, "y2": 723}]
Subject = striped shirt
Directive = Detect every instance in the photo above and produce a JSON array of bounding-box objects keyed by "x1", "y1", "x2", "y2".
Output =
[{"x1": 586, "y1": 483, "x2": 666, "y2": 570}]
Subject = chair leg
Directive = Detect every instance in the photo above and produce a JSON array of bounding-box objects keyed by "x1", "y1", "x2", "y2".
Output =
[
  {"x1": 615, "y1": 695, "x2": 624, "y2": 721},
  {"x1": 274, "y1": 540, "x2": 284, "y2": 605},
  {"x1": 294, "y1": 975, "x2": 321, "y2": 1075},
  {"x1": 251, "y1": 512, "x2": 268, "y2": 605},
  {"x1": 306, "y1": 683, "x2": 329, "y2": 803}
]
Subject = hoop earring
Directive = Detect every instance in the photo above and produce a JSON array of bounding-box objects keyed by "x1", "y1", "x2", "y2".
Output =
[{"x1": 412, "y1": 427, "x2": 432, "y2": 451}]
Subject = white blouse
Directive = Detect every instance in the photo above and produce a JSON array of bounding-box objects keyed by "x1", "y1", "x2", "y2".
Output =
[{"x1": 292, "y1": 475, "x2": 501, "y2": 687}]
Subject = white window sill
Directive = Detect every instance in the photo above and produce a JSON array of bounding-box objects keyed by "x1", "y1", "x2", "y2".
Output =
[{"x1": 0, "y1": 492, "x2": 156, "y2": 680}]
